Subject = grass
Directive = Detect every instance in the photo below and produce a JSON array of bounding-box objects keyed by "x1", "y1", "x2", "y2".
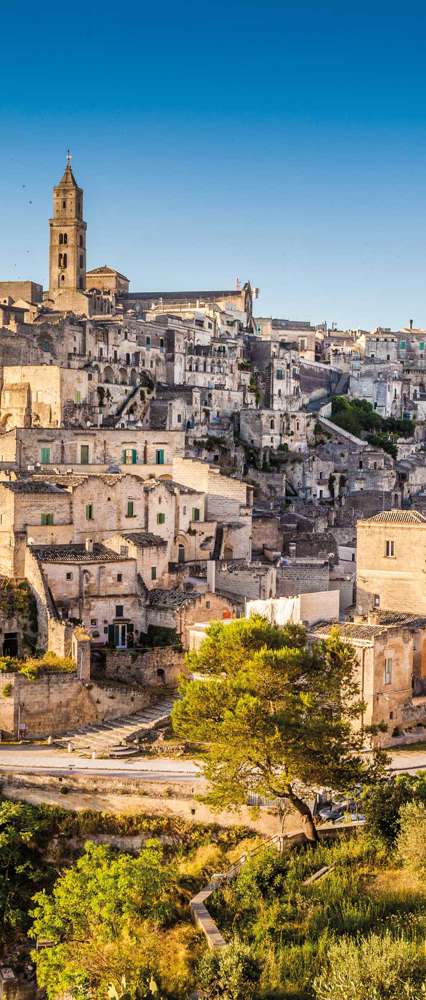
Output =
[
  {"x1": 208, "y1": 833, "x2": 426, "y2": 1000},
  {"x1": 391, "y1": 739, "x2": 426, "y2": 753}
]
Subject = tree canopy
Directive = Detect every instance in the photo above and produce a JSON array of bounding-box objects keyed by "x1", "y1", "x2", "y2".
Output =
[
  {"x1": 0, "y1": 800, "x2": 53, "y2": 949},
  {"x1": 172, "y1": 616, "x2": 385, "y2": 841},
  {"x1": 30, "y1": 840, "x2": 197, "y2": 1000}
]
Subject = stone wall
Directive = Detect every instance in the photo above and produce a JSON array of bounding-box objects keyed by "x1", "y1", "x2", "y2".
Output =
[
  {"x1": 104, "y1": 647, "x2": 184, "y2": 687},
  {"x1": 0, "y1": 672, "x2": 153, "y2": 738},
  {"x1": 277, "y1": 562, "x2": 330, "y2": 597},
  {"x1": 357, "y1": 519, "x2": 426, "y2": 614}
]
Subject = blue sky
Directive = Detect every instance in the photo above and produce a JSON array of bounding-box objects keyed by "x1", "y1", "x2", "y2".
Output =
[{"x1": 1, "y1": 0, "x2": 426, "y2": 328}]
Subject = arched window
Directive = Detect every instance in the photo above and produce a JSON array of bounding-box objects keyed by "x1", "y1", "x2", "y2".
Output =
[
  {"x1": 80, "y1": 255, "x2": 84, "y2": 268},
  {"x1": 79, "y1": 235, "x2": 83, "y2": 247}
]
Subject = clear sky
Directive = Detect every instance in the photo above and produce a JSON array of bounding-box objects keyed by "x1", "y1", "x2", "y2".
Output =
[{"x1": 1, "y1": 0, "x2": 426, "y2": 329}]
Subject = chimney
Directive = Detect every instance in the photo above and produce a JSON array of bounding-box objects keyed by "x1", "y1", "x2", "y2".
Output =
[
  {"x1": 207, "y1": 560, "x2": 216, "y2": 594},
  {"x1": 367, "y1": 610, "x2": 380, "y2": 625},
  {"x1": 85, "y1": 537, "x2": 94, "y2": 554}
]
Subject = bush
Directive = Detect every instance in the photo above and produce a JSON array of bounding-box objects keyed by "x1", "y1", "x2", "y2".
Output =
[
  {"x1": 396, "y1": 801, "x2": 426, "y2": 874},
  {"x1": 313, "y1": 930, "x2": 426, "y2": 1000},
  {"x1": 363, "y1": 774, "x2": 426, "y2": 846},
  {"x1": 197, "y1": 940, "x2": 260, "y2": 1000},
  {"x1": 0, "y1": 651, "x2": 75, "y2": 681}
]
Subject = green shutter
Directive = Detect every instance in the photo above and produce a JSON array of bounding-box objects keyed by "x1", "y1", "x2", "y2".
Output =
[{"x1": 132, "y1": 449, "x2": 137, "y2": 464}]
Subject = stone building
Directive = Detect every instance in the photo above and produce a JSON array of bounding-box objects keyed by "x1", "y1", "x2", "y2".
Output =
[
  {"x1": 311, "y1": 615, "x2": 426, "y2": 740},
  {"x1": 30, "y1": 541, "x2": 145, "y2": 648},
  {"x1": 357, "y1": 509, "x2": 426, "y2": 615}
]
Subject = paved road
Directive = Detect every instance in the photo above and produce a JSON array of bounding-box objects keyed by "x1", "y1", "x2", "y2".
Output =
[
  {"x1": 0, "y1": 743, "x2": 425, "y2": 783},
  {"x1": 0, "y1": 744, "x2": 201, "y2": 783},
  {"x1": 388, "y1": 748, "x2": 426, "y2": 773}
]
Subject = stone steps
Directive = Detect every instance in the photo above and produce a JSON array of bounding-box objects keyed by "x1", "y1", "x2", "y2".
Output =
[{"x1": 54, "y1": 694, "x2": 177, "y2": 757}]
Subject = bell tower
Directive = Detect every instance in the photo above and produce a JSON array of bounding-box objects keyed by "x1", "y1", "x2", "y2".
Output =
[{"x1": 49, "y1": 153, "x2": 87, "y2": 294}]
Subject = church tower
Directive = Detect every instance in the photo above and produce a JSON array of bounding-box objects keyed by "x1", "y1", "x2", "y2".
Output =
[{"x1": 49, "y1": 154, "x2": 87, "y2": 294}]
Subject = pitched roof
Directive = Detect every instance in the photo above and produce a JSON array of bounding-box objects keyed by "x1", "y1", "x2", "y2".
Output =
[
  {"x1": 161, "y1": 479, "x2": 201, "y2": 495},
  {"x1": 86, "y1": 265, "x2": 129, "y2": 280},
  {"x1": 365, "y1": 509, "x2": 426, "y2": 524},
  {"x1": 56, "y1": 162, "x2": 80, "y2": 190},
  {"x1": 148, "y1": 588, "x2": 197, "y2": 609},
  {"x1": 312, "y1": 612, "x2": 426, "y2": 642},
  {"x1": 32, "y1": 543, "x2": 130, "y2": 564},
  {"x1": 312, "y1": 621, "x2": 386, "y2": 641},
  {"x1": 1, "y1": 480, "x2": 68, "y2": 494},
  {"x1": 119, "y1": 532, "x2": 167, "y2": 548}
]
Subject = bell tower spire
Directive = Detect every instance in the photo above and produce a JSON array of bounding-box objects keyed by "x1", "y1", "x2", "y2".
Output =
[{"x1": 49, "y1": 155, "x2": 87, "y2": 295}]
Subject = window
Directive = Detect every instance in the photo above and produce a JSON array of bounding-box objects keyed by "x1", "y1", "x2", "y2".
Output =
[
  {"x1": 151, "y1": 566, "x2": 157, "y2": 581},
  {"x1": 146, "y1": 336, "x2": 151, "y2": 346},
  {"x1": 62, "y1": 200, "x2": 66, "y2": 209},
  {"x1": 420, "y1": 342, "x2": 425, "y2": 351},
  {"x1": 90, "y1": 618, "x2": 97, "y2": 626},
  {"x1": 192, "y1": 507, "x2": 200, "y2": 521},
  {"x1": 206, "y1": 600, "x2": 211, "y2": 609},
  {"x1": 126, "y1": 500, "x2": 135, "y2": 517},
  {"x1": 115, "y1": 605, "x2": 124, "y2": 618},
  {"x1": 40, "y1": 446, "x2": 50, "y2": 464},
  {"x1": 374, "y1": 594, "x2": 380, "y2": 608},
  {"x1": 157, "y1": 512, "x2": 165, "y2": 525},
  {"x1": 80, "y1": 445, "x2": 89, "y2": 465},
  {"x1": 120, "y1": 545, "x2": 128, "y2": 557},
  {"x1": 155, "y1": 449, "x2": 165, "y2": 465},
  {"x1": 117, "y1": 573, "x2": 122, "y2": 582},
  {"x1": 66, "y1": 572, "x2": 73, "y2": 580},
  {"x1": 75, "y1": 391, "x2": 81, "y2": 403},
  {"x1": 85, "y1": 503, "x2": 94, "y2": 521},
  {"x1": 400, "y1": 341, "x2": 406, "y2": 349},
  {"x1": 385, "y1": 539, "x2": 395, "y2": 558},
  {"x1": 80, "y1": 255, "x2": 84, "y2": 268},
  {"x1": 122, "y1": 448, "x2": 137, "y2": 465},
  {"x1": 276, "y1": 369, "x2": 283, "y2": 380},
  {"x1": 384, "y1": 657, "x2": 393, "y2": 685},
  {"x1": 40, "y1": 513, "x2": 54, "y2": 526},
  {"x1": 177, "y1": 413, "x2": 182, "y2": 423},
  {"x1": 79, "y1": 235, "x2": 83, "y2": 247}
]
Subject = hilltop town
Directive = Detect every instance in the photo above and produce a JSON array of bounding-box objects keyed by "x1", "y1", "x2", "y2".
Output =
[{"x1": 0, "y1": 156, "x2": 424, "y2": 751}]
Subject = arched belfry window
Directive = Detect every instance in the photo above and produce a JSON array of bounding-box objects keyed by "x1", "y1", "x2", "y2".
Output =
[{"x1": 59, "y1": 233, "x2": 68, "y2": 246}]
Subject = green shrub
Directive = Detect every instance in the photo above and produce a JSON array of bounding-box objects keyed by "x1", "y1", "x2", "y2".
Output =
[
  {"x1": 197, "y1": 940, "x2": 259, "y2": 1000},
  {"x1": 313, "y1": 930, "x2": 426, "y2": 1000},
  {"x1": 363, "y1": 774, "x2": 426, "y2": 846},
  {"x1": 0, "y1": 651, "x2": 75, "y2": 681},
  {"x1": 396, "y1": 801, "x2": 426, "y2": 875}
]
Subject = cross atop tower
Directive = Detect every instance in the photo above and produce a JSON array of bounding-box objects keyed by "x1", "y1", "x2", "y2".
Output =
[{"x1": 66, "y1": 149, "x2": 72, "y2": 166}]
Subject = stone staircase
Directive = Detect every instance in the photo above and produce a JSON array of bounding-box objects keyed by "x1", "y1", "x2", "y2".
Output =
[{"x1": 54, "y1": 693, "x2": 177, "y2": 758}]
